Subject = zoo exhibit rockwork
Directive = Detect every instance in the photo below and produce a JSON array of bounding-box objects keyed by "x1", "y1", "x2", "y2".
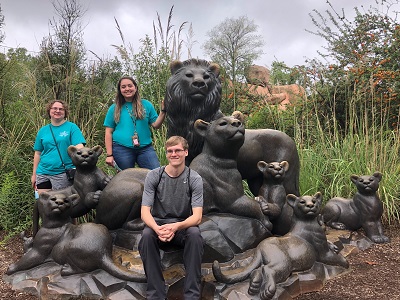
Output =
[{"x1": 3, "y1": 59, "x2": 388, "y2": 300}]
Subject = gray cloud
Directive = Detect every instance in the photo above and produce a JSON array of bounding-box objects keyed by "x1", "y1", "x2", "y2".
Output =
[{"x1": 1, "y1": 0, "x2": 393, "y2": 68}]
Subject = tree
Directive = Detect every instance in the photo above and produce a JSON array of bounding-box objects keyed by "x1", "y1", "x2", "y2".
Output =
[
  {"x1": 270, "y1": 61, "x2": 304, "y2": 86},
  {"x1": 0, "y1": 4, "x2": 5, "y2": 43},
  {"x1": 306, "y1": 0, "x2": 400, "y2": 131},
  {"x1": 36, "y1": 0, "x2": 87, "y2": 99},
  {"x1": 202, "y1": 16, "x2": 264, "y2": 109}
]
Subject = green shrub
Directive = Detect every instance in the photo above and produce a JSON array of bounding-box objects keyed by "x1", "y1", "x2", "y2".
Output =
[{"x1": 0, "y1": 172, "x2": 33, "y2": 237}]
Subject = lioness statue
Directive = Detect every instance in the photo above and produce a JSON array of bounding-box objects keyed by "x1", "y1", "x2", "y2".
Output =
[
  {"x1": 164, "y1": 58, "x2": 300, "y2": 196},
  {"x1": 322, "y1": 172, "x2": 389, "y2": 243},
  {"x1": 212, "y1": 192, "x2": 349, "y2": 299},
  {"x1": 190, "y1": 114, "x2": 273, "y2": 231},
  {"x1": 95, "y1": 167, "x2": 149, "y2": 230},
  {"x1": 7, "y1": 192, "x2": 146, "y2": 282}
]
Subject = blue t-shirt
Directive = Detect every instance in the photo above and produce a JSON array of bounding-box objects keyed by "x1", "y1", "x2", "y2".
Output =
[
  {"x1": 103, "y1": 100, "x2": 158, "y2": 148},
  {"x1": 33, "y1": 121, "x2": 86, "y2": 175}
]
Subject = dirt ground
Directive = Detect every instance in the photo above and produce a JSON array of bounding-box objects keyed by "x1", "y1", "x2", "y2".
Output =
[{"x1": 1, "y1": 224, "x2": 400, "y2": 300}]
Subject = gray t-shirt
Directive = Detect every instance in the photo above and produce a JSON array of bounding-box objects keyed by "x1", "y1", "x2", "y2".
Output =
[{"x1": 142, "y1": 166, "x2": 203, "y2": 223}]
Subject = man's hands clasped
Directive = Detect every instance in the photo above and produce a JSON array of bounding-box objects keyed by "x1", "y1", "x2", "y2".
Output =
[{"x1": 155, "y1": 223, "x2": 179, "y2": 242}]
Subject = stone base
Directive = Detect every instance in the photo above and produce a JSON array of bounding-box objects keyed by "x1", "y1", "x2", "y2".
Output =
[{"x1": 4, "y1": 229, "x2": 369, "y2": 299}]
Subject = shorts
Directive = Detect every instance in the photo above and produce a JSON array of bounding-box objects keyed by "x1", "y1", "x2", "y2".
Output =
[{"x1": 36, "y1": 173, "x2": 72, "y2": 190}]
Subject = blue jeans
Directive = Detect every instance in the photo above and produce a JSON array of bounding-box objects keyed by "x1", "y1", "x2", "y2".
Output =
[{"x1": 112, "y1": 142, "x2": 160, "y2": 170}]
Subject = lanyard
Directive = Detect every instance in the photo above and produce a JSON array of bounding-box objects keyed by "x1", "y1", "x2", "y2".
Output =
[
  {"x1": 125, "y1": 104, "x2": 137, "y2": 134},
  {"x1": 125, "y1": 104, "x2": 140, "y2": 147}
]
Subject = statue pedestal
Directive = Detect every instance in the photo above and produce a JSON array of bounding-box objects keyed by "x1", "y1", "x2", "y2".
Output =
[{"x1": 4, "y1": 229, "x2": 367, "y2": 299}]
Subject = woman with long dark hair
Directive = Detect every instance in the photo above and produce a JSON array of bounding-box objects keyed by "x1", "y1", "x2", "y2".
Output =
[{"x1": 104, "y1": 76, "x2": 166, "y2": 170}]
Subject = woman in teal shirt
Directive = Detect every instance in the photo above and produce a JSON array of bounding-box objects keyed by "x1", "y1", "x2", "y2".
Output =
[
  {"x1": 32, "y1": 100, "x2": 86, "y2": 194},
  {"x1": 104, "y1": 76, "x2": 166, "y2": 170}
]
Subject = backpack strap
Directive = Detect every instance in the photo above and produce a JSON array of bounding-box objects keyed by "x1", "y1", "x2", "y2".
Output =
[
  {"x1": 156, "y1": 166, "x2": 192, "y2": 198},
  {"x1": 155, "y1": 166, "x2": 166, "y2": 193},
  {"x1": 187, "y1": 167, "x2": 192, "y2": 198}
]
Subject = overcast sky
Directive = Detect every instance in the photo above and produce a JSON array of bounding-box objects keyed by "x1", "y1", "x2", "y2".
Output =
[{"x1": 1, "y1": 0, "x2": 398, "y2": 68}]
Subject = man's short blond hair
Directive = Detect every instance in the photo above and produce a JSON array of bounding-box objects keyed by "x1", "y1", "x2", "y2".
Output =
[{"x1": 165, "y1": 136, "x2": 189, "y2": 150}]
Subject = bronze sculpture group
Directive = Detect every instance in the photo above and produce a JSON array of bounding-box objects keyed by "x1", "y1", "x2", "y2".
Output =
[{"x1": 5, "y1": 59, "x2": 389, "y2": 300}]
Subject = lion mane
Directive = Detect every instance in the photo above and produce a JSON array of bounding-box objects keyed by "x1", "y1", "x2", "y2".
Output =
[{"x1": 165, "y1": 58, "x2": 223, "y2": 163}]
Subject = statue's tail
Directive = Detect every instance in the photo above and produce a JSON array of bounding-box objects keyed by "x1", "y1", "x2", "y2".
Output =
[
  {"x1": 212, "y1": 250, "x2": 262, "y2": 284},
  {"x1": 101, "y1": 257, "x2": 147, "y2": 283}
]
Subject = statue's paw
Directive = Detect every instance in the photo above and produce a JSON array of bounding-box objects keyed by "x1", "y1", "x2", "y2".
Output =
[
  {"x1": 248, "y1": 269, "x2": 262, "y2": 295},
  {"x1": 104, "y1": 175, "x2": 112, "y2": 185},
  {"x1": 328, "y1": 241, "x2": 339, "y2": 253},
  {"x1": 262, "y1": 218, "x2": 273, "y2": 231},
  {"x1": 330, "y1": 222, "x2": 347, "y2": 230},
  {"x1": 255, "y1": 196, "x2": 266, "y2": 203},
  {"x1": 23, "y1": 237, "x2": 34, "y2": 253},
  {"x1": 60, "y1": 264, "x2": 77, "y2": 276},
  {"x1": 83, "y1": 191, "x2": 100, "y2": 209},
  {"x1": 6, "y1": 264, "x2": 17, "y2": 275},
  {"x1": 260, "y1": 203, "x2": 271, "y2": 216},
  {"x1": 371, "y1": 235, "x2": 390, "y2": 244},
  {"x1": 123, "y1": 219, "x2": 145, "y2": 231},
  {"x1": 92, "y1": 190, "x2": 102, "y2": 204},
  {"x1": 260, "y1": 286, "x2": 275, "y2": 300}
]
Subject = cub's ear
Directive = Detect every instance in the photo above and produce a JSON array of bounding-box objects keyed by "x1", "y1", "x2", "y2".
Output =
[
  {"x1": 39, "y1": 191, "x2": 51, "y2": 200},
  {"x1": 92, "y1": 145, "x2": 103, "y2": 156},
  {"x1": 281, "y1": 161, "x2": 289, "y2": 172},
  {"x1": 67, "y1": 194, "x2": 80, "y2": 207},
  {"x1": 231, "y1": 111, "x2": 244, "y2": 123},
  {"x1": 373, "y1": 171, "x2": 383, "y2": 181},
  {"x1": 170, "y1": 60, "x2": 184, "y2": 75},
  {"x1": 314, "y1": 191, "x2": 323, "y2": 205},
  {"x1": 194, "y1": 119, "x2": 210, "y2": 137},
  {"x1": 68, "y1": 145, "x2": 78, "y2": 157},
  {"x1": 350, "y1": 174, "x2": 359, "y2": 184},
  {"x1": 286, "y1": 194, "x2": 298, "y2": 208},
  {"x1": 257, "y1": 161, "x2": 268, "y2": 173}
]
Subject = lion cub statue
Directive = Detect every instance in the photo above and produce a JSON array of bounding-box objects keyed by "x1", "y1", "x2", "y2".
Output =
[
  {"x1": 257, "y1": 160, "x2": 293, "y2": 236},
  {"x1": 212, "y1": 192, "x2": 349, "y2": 300},
  {"x1": 67, "y1": 145, "x2": 111, "y2": 216},
  {"x1": 322, "y1": 171, "x2": 389, "y2": 243},
  {"x1": 190, "y1": 114, "x2": 273, "y2": 230},
  {"x1": 32, "y1": 145, "x2": 110, "y2": 236},
  {"x1": 7, "y1": 192, "x2": 146, "y2": 282}
]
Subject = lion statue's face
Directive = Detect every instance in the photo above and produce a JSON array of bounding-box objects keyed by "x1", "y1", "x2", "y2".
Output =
[
  {"x1": 164, "y1": 59, "x2": 224, "y2": 163},
  {"x1": 166, "y1": 59, "x2": 221, "y2": 104}
]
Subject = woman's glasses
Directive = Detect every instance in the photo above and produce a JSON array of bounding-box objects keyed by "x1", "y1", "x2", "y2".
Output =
[{"x1": 51, "y1": 107, "x2": 65, "y2": 111}]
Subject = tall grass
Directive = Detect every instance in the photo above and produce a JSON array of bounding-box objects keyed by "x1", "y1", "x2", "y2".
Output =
[
  {"x1": 152, "y1": 124, "x2": 168, "y2": 166},
  {"x1": 244, "y1": 78, "x2": 400, "y2": 224},
  {"x1": 295, "y1": 94, "x2": 400, "y2": 224}
]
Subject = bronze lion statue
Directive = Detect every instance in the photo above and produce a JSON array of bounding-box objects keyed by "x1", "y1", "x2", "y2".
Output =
[
  {"x1": 165, "y1": 58, "x2": 300, "y2": 195},
  {"x1": 165, "y1": 58, "x2": 224, "y2": 163}
]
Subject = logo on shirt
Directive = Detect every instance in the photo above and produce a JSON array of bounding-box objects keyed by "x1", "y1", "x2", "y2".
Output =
[{"x1": 59, "y1": 131, "x2": 69, "y2": 137}]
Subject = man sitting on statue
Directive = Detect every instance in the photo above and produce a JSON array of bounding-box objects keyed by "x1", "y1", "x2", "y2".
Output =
[{"x1": 138, "y1": 136, "x2": 204, "y2": 300}]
